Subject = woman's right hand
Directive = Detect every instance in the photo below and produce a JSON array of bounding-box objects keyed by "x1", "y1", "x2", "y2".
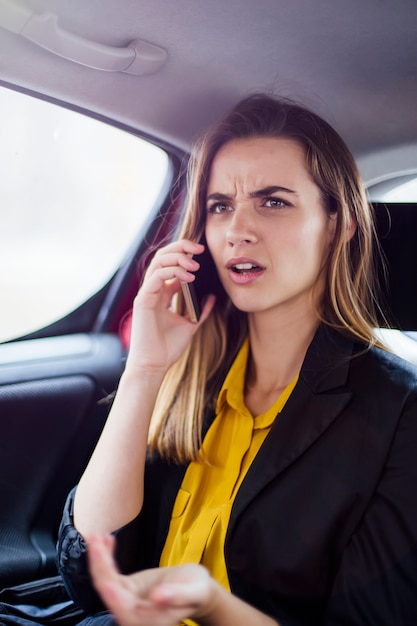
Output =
[
  {"x1": 125, "y1": 239, "x2": 215, "y2": 377},
  {"x1": 73, "y1": 240, "x2": 215, "y2": 538}
]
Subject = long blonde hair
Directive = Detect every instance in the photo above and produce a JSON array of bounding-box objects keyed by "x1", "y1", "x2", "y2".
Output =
[{"x1": 148, "y1": 93, "x2": 387, "y2": 463}]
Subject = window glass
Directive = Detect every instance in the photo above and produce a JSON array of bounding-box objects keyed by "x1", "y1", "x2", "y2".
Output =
[
  {"x1": 381, "y1": 177, "x2": 417, "y2": 202},
  {"x1": 367, "y1": 173, "x2": 417, "y2": 202},
  {"x1": 0, "y1": 86, "x2": 169, "y2": 342}
]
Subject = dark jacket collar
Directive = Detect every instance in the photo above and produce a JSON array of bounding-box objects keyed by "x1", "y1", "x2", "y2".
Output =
[
  {"x1": 228, "y1": 324, "x2": 356, "y2": 527},
  {"x1": 300, "y1": 323, "x2": 356, "y2": 392}
]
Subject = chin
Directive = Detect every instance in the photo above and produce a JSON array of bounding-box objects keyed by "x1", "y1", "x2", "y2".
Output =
[{"x1": 229, "y1": 298, "x2": 269, "y2": 315}]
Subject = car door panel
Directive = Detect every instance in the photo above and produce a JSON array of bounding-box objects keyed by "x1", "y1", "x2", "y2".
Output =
[{"x1": 0, "y1": 333, "x2": 125, "y2": 587}]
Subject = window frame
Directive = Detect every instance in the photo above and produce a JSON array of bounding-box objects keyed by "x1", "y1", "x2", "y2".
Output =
[{"x1": 0, "y1": 80, "x2": 188, "y2": 343}]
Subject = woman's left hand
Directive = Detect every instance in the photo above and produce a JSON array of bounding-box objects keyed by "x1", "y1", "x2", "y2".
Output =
[{"x1": 88, "y1": 534, "x2": 213, "y2": 626}]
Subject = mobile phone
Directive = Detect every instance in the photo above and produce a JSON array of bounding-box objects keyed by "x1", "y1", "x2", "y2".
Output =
[
  {"x1": 180, "y1": 240, "x2": 224, "y2": 322},
  {"x1": 181, "y1": 281, "x2": 201, "y2": 323}
]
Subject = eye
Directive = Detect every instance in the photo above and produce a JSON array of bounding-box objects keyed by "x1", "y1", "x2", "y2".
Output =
[
  {"x1": 263, "y1": 197, "x2": 289, "y2": 209},
  {"x1": 207, "y1": 202, "x2": 231, "y2": 214}
]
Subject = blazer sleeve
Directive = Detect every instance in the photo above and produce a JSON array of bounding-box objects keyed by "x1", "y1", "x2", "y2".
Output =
[
  {"x1": 56, "y1": 454, "x2": 187, "y2": 613},
  {"x1": 56, "y1": 486, "x2": 143, "y2": 613},
  {"x1": 325, "y1": 392, "x2": 417, "y2": 624}
]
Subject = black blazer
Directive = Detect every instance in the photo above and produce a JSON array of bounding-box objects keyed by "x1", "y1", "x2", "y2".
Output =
[{"x1": 57, "y1": 325, "x2": 417, "y2": 626}]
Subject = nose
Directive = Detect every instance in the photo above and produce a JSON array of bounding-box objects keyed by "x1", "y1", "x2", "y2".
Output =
[{"x1": 226, "y1": 207, "x2": 258, "y2": 247}]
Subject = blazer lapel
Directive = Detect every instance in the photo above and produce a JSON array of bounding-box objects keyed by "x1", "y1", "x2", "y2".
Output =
[{"x1": 230, "y1": 325, "x2": 355, "y2": 525}]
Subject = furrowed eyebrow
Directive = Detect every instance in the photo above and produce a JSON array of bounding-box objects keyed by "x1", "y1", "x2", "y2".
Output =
[
  {"x1": 206, "y1": 192, "x2": 232, "y2": 203},
  {"x1": 206, "y1": 186, "x2": 297, "y2": 203},
  {"x1": 249, "y1": 185, "x2": 297, "y2": 197}
]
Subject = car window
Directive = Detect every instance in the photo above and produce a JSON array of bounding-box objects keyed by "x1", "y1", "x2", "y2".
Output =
[
  {"x1": 377, "y1": 176, "x2": 417, "y2": 202},
  {"x1": 367, "y1": 173, "x2": 417, "y2": 202},
  {"x1": 0, "y1": 86, "x2": 170, "y2": 343}
]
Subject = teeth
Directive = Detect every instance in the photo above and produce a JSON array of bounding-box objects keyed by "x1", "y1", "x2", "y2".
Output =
[{"x1": 234, "y1": 263, "x2": 256, "y2": 270}]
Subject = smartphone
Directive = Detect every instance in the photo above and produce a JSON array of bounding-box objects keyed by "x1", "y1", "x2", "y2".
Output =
[
  {"x1": 181, "y1": 281, "x2": 201, "y2": 323},
  {"x1": 180, "y1": 240, "x2": 224, "y2": 323}
]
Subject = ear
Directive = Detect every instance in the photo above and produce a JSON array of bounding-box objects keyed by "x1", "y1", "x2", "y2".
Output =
[
  {"x1": 328, "y1": 212, "x2": 357, "y2": 245},
  {"x1": 346, "y1": 215, "x2": 357, "y2": 242},
  {"x1": 327, "y1": 212, "x2": 338, "y2": 244}
]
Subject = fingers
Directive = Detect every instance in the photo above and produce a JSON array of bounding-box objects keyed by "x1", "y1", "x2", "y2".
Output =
[
  {"x1": 88, "y1": 539, "x2": 214, "y2": 626},
  {"x1": 151, "y1": 240, "x2": 204, "y2": 273},
  {"x1": 87, "y1": 533, "x2": 120, "y2": 592},
  {"x1": 144, "y1": 240, "x2": 204, "y2": 295},
  {"x1": 150, "y1": 577, "x2": 211, "y2": 609},
  {"x1": 136, "y1": 239, "x2": 216, "y2": 328},
  {"x1": 153, "y1": 239, "x2": 204, "y2": 259},
  {"x1": 88, "y1": 535, "x2": 151, "y2": 625}
]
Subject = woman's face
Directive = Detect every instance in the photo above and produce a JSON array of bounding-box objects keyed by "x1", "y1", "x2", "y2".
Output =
[{"x1": 204, "y1": 136, "x2": 336, "y2": 321}]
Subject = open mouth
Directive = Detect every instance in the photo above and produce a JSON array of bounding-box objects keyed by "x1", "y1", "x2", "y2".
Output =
[{"x1": 232, "y1": 263, "x2": 264, "y2": 274}]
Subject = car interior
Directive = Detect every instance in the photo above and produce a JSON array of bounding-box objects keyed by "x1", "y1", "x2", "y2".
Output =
[{"x1": 0, "y1": 0, "x2": 416, "y2": 605}]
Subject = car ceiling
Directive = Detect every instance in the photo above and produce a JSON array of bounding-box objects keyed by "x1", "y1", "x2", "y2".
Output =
[{"x1": 0, "y1": 0, "x2": 416, "y2": 184}]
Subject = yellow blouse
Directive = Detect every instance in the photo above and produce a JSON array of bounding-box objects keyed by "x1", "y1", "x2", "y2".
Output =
[{"x1": 159, "y1": 339, "x2": 298, "y2": 624}]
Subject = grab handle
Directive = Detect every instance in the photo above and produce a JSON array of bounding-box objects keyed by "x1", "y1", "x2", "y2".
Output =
[{"x1": 0, "y1": 1, "x2": 167, "y2": 75}]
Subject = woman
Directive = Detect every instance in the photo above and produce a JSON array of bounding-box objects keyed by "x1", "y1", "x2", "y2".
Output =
[{"x1": 57, "y1": 94, "x2": 417, "y2": 626}]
